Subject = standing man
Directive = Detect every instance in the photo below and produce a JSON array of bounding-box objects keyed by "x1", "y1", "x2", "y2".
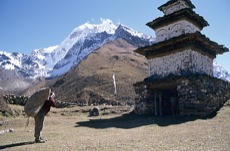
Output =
[{"x1": 34, "y1": 91, "x2": 56, "y2": 143}]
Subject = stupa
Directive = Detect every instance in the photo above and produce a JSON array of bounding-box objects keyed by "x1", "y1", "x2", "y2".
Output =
[{"x1": 133, "y1": 0, "x2": 230, "y2": 117}]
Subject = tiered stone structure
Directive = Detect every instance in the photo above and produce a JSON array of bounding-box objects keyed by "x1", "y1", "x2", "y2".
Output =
[{"x1": 133, "y1": 0, "x2": 229, "y2": 117}]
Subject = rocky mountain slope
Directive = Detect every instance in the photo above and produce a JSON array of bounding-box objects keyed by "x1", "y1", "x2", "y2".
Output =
[
  {"x1": 50, "y1": 39, "x2": 149, "y2": 105},
  {"x1": 0, "y1": 19, "x2": 229, "y2": 98},
  {"x1": 0, "y1": 19, "x2": 153, "y2": 93},
  {"x1": 213, "y1": 60, "x2": 230, "y2": 82}
]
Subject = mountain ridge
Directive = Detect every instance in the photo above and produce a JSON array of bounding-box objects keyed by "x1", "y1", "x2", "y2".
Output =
[{"x1": 0, "y1": 19, "x2": 229, "y2": 93}]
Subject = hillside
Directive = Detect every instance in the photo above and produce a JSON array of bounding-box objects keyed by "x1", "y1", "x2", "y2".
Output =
[{"x1": 50, "y1": 39, "x2": 148, "y2": 105}]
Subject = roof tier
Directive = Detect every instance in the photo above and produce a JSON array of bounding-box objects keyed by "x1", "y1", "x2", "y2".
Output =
[
  {"x1": 158, "y1": 0, "x2": 195, "y2": 12},
  {"x1": 147, "y1": 8, "x2": 209, "y2": 31},
  {"x1": 135, "y1": 32, "x2": 229, "y2": 59}
]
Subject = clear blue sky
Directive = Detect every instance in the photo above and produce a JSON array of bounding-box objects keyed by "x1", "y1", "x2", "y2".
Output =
[{"x1": 0, "y1": 0, "x2": 229, "y2": 71}]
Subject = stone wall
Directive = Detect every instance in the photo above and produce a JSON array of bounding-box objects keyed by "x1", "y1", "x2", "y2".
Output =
[
  {"x1": 177, "y1": 76, "x2": 230, "y2": 117},
  {"x1": 134, "y1": 83, "x2": 154, "y2": 115},
  {"x1": 3, "y1": 95, "x2": 28, "y2": 106},
  {"x1": 134, "y1": 75, "x2": 230, "y2": 117},
  {"x1": 3, "y1": 94, "x2": 77, "y2": 108},
  {"x1": 148, "y1": 49, "x2": 213, "y2": 78}
]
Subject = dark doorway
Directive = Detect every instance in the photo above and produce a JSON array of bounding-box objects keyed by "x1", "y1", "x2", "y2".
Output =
[
  {"x1": 150, "y1": 83, "x2": 179, "y2": 116},
  {"x1": 160, "y1": 87, "x2": 179, "y2": 116}
]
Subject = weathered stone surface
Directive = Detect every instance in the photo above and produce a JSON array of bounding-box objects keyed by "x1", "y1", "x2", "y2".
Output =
[
  {"x1": 134, "y1": 84, "x2": 154, "y2": 115},
  {"x1": 177, "y1": 76, "x2": 230, "y2": 117},
  {"x1": 148, "y1": 49, "x2": 213, "y2": 78},
  {"x1": 155, "y1": 20, "x2": 200, "y2": 43},
  {"x1": 134, "y1": 75, "x2": 230, "y2": 117}
]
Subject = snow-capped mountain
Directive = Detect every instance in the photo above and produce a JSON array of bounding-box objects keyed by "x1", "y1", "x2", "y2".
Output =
[
  {"x1": 0, "y1": 19, "x2": 154, "y2": 80},
  {"x1": 0, "y1": 19, "x2": 229, "y2": 92},
  {"x1": 50, "y1": 19, "x2": 155, "y2": 77},
  {"x1": 51, "y1": 19, "x2": 117, "y2": 77},
  {"x1": 0, "y1": 51, "x2": 36, "y2": 91},
  {"x1": 213, "y1": 60, "x2": 230, "y2": 82},
  {"x1": 114, "y1": 24, "x2": 155, "y2": 48},
  {"x1": 0, "y1": 51, "x2": 24, "y2": 70}
]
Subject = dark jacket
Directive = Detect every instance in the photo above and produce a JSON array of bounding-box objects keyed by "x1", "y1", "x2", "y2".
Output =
[{"x1": 42, "y1": 97, "x2": 56, "y2": 114}]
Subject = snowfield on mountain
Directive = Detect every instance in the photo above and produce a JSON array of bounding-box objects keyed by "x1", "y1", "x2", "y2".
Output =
[{"x1": 0, "y1": 19, "x2": 229, "y2": 93}]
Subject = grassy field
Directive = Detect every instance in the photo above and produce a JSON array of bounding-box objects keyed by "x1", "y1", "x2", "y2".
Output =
[{"x1": 0, "y1": 101, "x2": 230, "y2": 151}]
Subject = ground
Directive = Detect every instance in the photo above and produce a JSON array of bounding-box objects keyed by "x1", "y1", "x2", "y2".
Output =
[{"x1": 0, "y1": 101, "x2": 230, "y2": 151}]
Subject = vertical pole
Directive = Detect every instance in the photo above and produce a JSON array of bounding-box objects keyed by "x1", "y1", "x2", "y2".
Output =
[
  {"x1": 159, "y1": 92, "x2": 162, "y2": 116},
  {"x1": 154, "y1": 91, "x2": 157, "y2": 116}
]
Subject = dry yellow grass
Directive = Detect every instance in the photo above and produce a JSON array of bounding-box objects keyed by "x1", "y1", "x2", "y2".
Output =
[{"x1": 1, "y1": 101, "x2": 230, "y2": 151}]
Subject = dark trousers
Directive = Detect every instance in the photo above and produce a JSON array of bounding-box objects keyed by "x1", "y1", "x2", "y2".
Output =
[{"x1": 34, "y1": 108, "x2": 45, "y2": 139}]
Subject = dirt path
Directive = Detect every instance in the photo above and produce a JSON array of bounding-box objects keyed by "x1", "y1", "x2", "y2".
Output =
[{"x1": 0, "y1": 103, "x2": 230, "y2": 151}]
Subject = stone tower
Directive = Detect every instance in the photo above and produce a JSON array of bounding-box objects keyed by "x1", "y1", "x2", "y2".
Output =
[{"x1": 134, "y1": 0, "x2": 230, "y2": 117}]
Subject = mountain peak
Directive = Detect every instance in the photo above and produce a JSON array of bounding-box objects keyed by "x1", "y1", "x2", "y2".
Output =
[
  {"x1": 51, "y1": 19, "x2": 119, "y2": 77},
  {"x1": 114, "y1": 24, "x2": 155, "y2": 47},
  {"x1": 70, "y1": 19, "x2": 117, "y2": 40},
  {"x1": 116, "y1": 24, "x2": 149, "y2": 38}
]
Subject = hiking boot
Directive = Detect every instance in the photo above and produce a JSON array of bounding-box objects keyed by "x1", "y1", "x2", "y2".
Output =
[
  {"x1": 40, "y1": 137, "x2": 48, "y2": 141},
  {"x1": 35, "y1": 138, "x2": 46, "y2": 143}
]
